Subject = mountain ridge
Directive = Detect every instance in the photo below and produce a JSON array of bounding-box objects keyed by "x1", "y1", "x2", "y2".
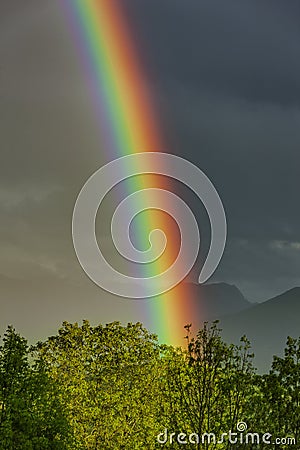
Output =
[{"x1": 218, "y1": 286, "x2": 300, "y2": 373}]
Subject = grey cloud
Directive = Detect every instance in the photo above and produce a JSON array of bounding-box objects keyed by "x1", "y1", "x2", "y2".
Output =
[
  {"x1": 1, "y1": 0, "x2": 300, "y2": 314},
  {"x1": 124, "y1": 0, "x2": 300, "y2": 107}
]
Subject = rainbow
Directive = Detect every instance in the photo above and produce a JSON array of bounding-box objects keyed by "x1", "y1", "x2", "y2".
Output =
[{"x1": 63, "y1": 0, "x2": 198, "y2": 346}]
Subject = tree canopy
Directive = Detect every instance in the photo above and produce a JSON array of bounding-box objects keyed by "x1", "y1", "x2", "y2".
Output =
[{"x1": 0, "y1": 321, "x2": 298, "y2": 449}]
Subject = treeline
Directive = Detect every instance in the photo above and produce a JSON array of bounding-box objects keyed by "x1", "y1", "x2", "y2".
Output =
[{"x1": 0, "y1": 320, "x2": 299, "y2": 449}]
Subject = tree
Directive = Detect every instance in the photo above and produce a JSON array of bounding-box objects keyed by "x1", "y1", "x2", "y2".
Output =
[
  {"x1": 0, "y1": 326, "x2": 70, "y2": 449},
  {"x1": 5, "y1": 320, "x2": 300, "y2": 449},
  {"x1": 36, "y1": 320, "x2": 169, "y2": 449},
  {"x1": 258, "y1": 336, "x2": 300, "y2": 447},
  {"x1": 164, "y1": 321, "x2": 256, "y2": 450}
]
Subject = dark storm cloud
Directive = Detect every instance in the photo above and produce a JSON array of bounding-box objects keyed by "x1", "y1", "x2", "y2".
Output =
[
  {"x1": 162, "y1": 84, "x2": 300, "y2": 239},
  {"x1": 0, "y1": 0, "x2": 299, "y2": 317},
  {"x1": 122, "y1": 0, "x2": 300, "y2": 297},
  {"x1": 125, "y1": 0, "x2": 300, "y2": 106}
]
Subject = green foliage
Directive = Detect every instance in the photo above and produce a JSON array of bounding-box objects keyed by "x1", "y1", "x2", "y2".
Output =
[
  {"x1": 253, "y1": 336, "x2": 300, "y2": 448},
  {"x1": 0, "y1": 326, "x2": 70, "y2": 449},
  {"x1": 1, "y1": 321, "x2": 300, "y2": 449},
  {"x1": 163, "y1": 321, "x2": 256, "y2": 449},
  {"x1": 36, "y1": 321, "x2": 168, "y2": 449}
]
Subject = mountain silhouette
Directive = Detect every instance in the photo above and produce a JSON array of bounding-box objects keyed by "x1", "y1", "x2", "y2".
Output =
[
  {"x1": 184, "y1": 282, "x2": 251, "y2": 321},
  {"x1": 219, "y1": 287, "x2": 300, "y2": 373}
]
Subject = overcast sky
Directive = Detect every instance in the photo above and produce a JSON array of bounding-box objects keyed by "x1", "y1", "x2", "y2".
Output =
[{"x1": 1, "y1": 0, "x2": 300, "y2": 341}]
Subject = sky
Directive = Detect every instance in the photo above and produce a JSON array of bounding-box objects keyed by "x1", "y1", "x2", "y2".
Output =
[{"x1": 1, "y1": 0, "x2": 300, "y2": 342}]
